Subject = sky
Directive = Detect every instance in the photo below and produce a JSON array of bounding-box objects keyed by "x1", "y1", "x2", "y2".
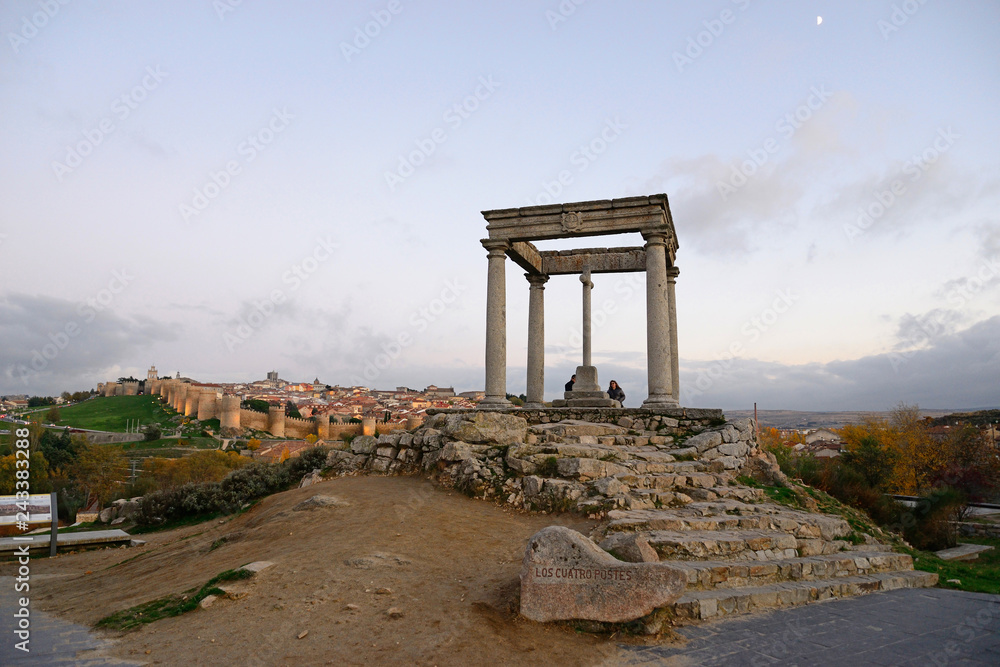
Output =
[{"x1": 1, "y1": 1, "x2": 998, "y2": 411}]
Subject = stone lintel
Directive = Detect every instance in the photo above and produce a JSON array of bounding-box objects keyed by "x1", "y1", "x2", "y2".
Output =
[
  {"x1": 508, "y1": 241, "x2": 543, "y2": 274},
  {"x1": 540, "y1": 247, "x2": 646, "y2": 275},
  {"x1": 483, "y1": 195, "x2": 677, "y2": 259}
]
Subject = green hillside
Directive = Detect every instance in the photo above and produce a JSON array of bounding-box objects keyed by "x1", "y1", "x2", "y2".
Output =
[{"x1": 48, "y1": 395, "x2": 177, "y2": 432}]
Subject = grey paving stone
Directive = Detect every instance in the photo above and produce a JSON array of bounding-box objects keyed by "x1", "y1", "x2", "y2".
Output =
[{"x1": 619, "y1": 588, "x2": 1000, "y2": 666}]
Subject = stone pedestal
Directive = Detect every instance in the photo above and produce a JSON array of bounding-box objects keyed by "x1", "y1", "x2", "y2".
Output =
[{"x1": 562, "y1": 365, "x2": 620, "y2": 407}]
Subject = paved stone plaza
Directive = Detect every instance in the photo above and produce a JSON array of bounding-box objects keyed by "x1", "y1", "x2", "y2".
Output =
[
  {"x1": 619, "y1": 587, "x2": 1000, "y2": 666},
  {"x1": 0, "y1": 577, "x2": 139, "y2": 665}
]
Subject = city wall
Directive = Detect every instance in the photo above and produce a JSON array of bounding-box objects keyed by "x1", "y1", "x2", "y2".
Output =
[{"x1": 147, "y1": 378, "x2": 412, "y2": 441}]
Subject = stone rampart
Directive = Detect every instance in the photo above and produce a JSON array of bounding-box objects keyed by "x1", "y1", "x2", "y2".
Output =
[
  {"x1": 184, "y1": 389, "x2": 199, "y2": 417},
  {"x1": 240, "y1": 408, "x2": 268, "y2": 431},
  {"x1": 268, "y1": 406, "x2": 286, "y2": 438},
  {"x1": 220, "y1": 395, "x2": 240, "y2": 430},
  {"x1": 197, "y1": 391, "x2": 219, "y2": 421},
  {"x1": 284, "y1": 414, "x2": 316, "y2": 439},
  {"x1": 122, "y1": 381, "x2": 139, "y2": 396}
]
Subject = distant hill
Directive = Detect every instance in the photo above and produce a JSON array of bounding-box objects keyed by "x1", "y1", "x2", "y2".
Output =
[
  {"x1": 726, "y1": 409, "x2": 964, "y2": 430},
  {"x1": 927, "y1": 409, "x2": 1000, "y2": 428}
]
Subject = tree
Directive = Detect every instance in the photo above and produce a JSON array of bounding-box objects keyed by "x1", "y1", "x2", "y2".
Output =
[
  {"x1": 46, "y1": 406, "x2": 61, "y2": 423},
  {"x1": 841, "y1": 435, "x2": 897, "y2": 491},
  {"x1": 38, "y1": 428, "x2": 79, "y2": 471},
  {"x1": 242, "y1": 399, "x2": 270, "y2": 414},
  {"x1": 75, "y1": 444, "x2": 129, "y2": 505},
  {"x1": 0, "y1": 451, "x2": 50, "y2": 495},
  {"x1": 247, "y1": 438, "x2": 261, "y2": 451},
  {"x1": 286, "y1": 401, "x2": 302, "y2": 419},
  {"x1": 60, "y1": 391, "x2": 71, "y2": 401},
  {"x1": 929, "y1": 425, "x2": 1000, "y2": 519},
  {"x1": 143, "y1": 424, "x2": 162, "y2": 442}
]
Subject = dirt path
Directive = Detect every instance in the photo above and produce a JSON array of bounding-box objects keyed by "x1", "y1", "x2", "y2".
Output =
[{"x1": 2, "y1": 476, "x2": 662, "y2": 665}]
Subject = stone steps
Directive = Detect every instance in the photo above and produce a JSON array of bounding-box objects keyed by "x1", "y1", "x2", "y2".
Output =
[
  {"x1": 672, "y1": 551, "x2": 915, "y2": 590},
  {"x1": 603, "y1": 529, "x2": 828, "y2": 561},
  {"x1": 623, "y1": 486, "x2": 765, "y2": 510},
  {"x1": 602, "y1": 506, "x2": 851, "y2": 541},
  {"x1": 669, "y1": 570, "x2": 939, "y2": 621}
]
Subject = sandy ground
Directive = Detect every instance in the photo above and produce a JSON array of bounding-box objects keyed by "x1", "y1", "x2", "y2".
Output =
[{"x1": 1, "y1": 476, "x2": 668, "y2": 666}]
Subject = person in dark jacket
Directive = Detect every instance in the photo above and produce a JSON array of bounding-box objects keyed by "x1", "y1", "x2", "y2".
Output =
[
  {"x1": 607, "y1": 380, "x2": 625, "y2": 403},
  {"x1": 564, "y1": 374, "x2": 576, "y2": 392}
]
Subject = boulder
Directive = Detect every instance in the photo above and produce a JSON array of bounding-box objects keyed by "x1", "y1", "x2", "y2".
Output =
[
  {"x1": 439, "y1": 442, "x2": 475, "y2": 462},
  {"x1": 98, "y1": 507, "x2": 116, "y2": 523},
  {"x1": 599, "y1": 532, "x2": 659, "y2": 563},
  {"x1": 117, "y1": 499, "x2": 141, "y2": 519},
  {"x1": 438, "y1": 412, "x2": 527, "y2": 445},
  {"x1": 298, "y1": 469, "x2": 323, "y2": 488},
  {"x1": 520, "y1": 526, "x2": 685, "y2": 623},
  {"x1": 686, "y1": 431, "x2": 723, "y2": 453},
  {"x1": 350, "y1": 435, "x2": 378, "y2": 455}
]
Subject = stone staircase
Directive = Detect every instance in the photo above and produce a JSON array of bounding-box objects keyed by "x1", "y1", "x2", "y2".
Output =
[
  {"x1": 594, "y1": 500, "x2": 937, "y2": 622},
  {"x1": 326, "y1": 409, "x2": 938, "y2": 624}
]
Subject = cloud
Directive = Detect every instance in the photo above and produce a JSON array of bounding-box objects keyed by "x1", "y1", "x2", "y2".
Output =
[
  {"x1": 679, "y1": 316, "x2": 1000, "y2": 411},
  {"x1": 0, "y1": 292, "x2": 180, "y2": 395}
]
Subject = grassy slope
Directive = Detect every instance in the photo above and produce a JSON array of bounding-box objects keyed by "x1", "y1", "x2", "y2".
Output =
[
  {"x1": 49, "y1": 395, "x2": 177, "y2": 432},
  {"x1": 908, "y1": 537, "x2": 1000, "y2": 595}
]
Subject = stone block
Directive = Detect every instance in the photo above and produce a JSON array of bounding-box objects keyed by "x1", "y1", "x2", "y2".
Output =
[
  {"x1": 439, "y1": 412, "x2": 527, "y2": 445},
  {"x1": 556, "y1": 457, "x2": 630, "y2": 481},
  {"x1": 520, "y1": 526, "x2": 685, "y2": 623},
  {"x1": 718, "y1": 456, "x2": 742, "y2": 469},
  {"x1": 523, "y1": 476, "x2": 544, "y2": 498},
  {"x1": 440, "y1": 442, "x2": 475, "y2": 462},
  {"x1": 718, "y1": 442, "x2": 749, "y2": 458},
  {"x1": 599, "y1": 532, "x2": 660, "y2": 563},
  {"x1": 572, "y1": 365, "x2": 601, "y2": 392},
  {"x1": 686, "y1": 431, "x2": 723, "y2": 453},
  {"x1": 350, "y1": 435, "x2": 378, "y2": 455}
]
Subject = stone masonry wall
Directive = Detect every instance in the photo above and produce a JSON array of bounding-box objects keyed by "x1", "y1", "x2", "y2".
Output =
[
  {"x1": 325, "y1": 410, "x2": 763, "y2": 516},
  {"x1": 240, "y1": 408, "x2": 268, "y2": 431}
]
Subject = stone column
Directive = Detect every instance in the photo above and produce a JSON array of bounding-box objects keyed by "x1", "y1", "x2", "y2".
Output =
[
  {"x1": 524, "y1": 273, "x2": 549, "y2": 409},
  {"x1": 642, "y1": 233, "x2": 678, "y2": 407},
  {"x1": 480, "y1": 239, "x2": 511, "y2": 408},
  {"x1": 581, "y1": 268, "x2": 593, "y2": 368},
  {"x1": 667, "y1": 266, "x2": 680, "y2": 404}
]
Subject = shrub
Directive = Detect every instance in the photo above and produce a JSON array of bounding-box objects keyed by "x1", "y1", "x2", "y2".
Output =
[
  {"x1": 903, "y1": 487, "x2": 965, "y2": 551},
  {"x1": 134, "y1": 446, "x2": 330, "y2": 527}
]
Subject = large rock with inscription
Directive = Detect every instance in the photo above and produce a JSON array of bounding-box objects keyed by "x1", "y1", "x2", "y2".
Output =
[{"x1": 520, "y1": 526, "x2": 685, "y2": 623}]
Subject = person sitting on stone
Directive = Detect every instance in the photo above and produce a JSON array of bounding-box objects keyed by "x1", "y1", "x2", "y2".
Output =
[
  {"x1": 564, "y1": 374, "x2": 576, "y2": 392},
  {"x1": 607, "y1": 380, "x2": 625, "y2": 404}
]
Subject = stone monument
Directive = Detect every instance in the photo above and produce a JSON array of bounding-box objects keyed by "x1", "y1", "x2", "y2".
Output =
[{"x1": 478, "y1": 194, "x2": 680, "y2": 409}]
